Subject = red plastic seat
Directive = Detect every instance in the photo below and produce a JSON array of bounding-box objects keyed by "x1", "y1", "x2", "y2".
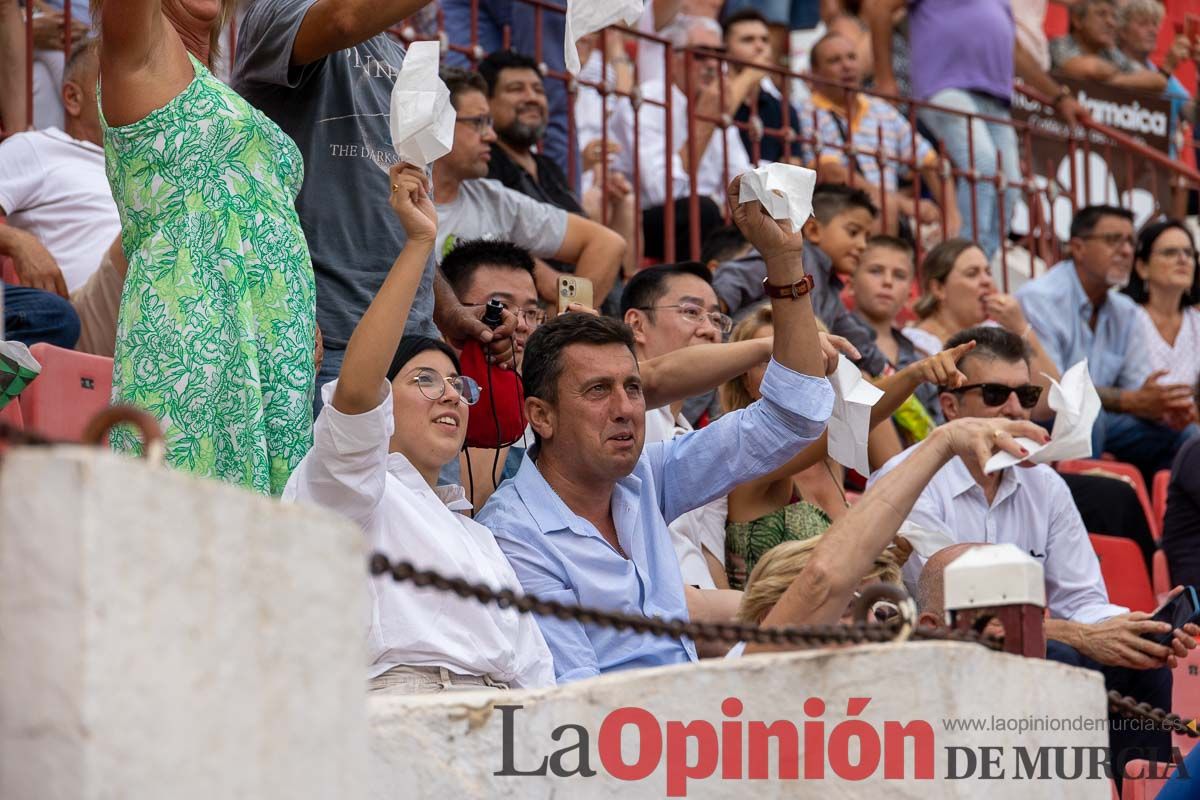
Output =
[
  {"x1": 19, "y1": 344, "x2": 113, "y2": 443},
  {"x1": 1089, "y1": 533, "x2": 1156, "y2": 612},
  {"x1": 0, "y1": 254, "x2": 17, "y2": 285},
  {"x1": 1153, "y1": 469, "x2": 1171, "y2": 534},
  {"x1": 1059, "y1": 459, "x2": 1159, "y2": 541},
  {"x1": 1121, "y1": 759, "x2": 1176, "y2": 799},
  {"x1": 0, "y1": 398, "x2": 21, "y2": 429}
]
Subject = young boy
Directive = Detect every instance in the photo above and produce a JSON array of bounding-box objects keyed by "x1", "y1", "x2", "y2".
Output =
[
  {"x1": 849, "y1": 234, "x2": 941, "y2": 433},
  {"x1": 800, "y1": 183, "x2": 887, "y2": 376}
]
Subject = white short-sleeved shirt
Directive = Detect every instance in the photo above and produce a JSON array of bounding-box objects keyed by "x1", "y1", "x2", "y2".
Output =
[
  {"x1": 0, "y1": 128, "x2": 120, "y2": 291},
  {"x1": 283, "y1": 380, "x2": 556, "y2": 689},
  {"x1": 869, "y1": 445, "x2": 1128, "y2": 625},
  {"x1": 435, "y1": 178, "x2": 568, "y2": 262}
]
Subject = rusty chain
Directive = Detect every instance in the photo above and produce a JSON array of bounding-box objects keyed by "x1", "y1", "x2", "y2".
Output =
[{"x1": 370, "y1": 554, "x2": 1199, "y2": 736}]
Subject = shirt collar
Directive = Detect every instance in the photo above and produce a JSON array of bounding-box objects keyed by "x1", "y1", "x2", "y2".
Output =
[
  {"x1": 945, "y1": 455, "x2": 1022, "y2": 506},
  {"x1": 385, "y1": 451, "x2": 474, "y2": 512},
  {"x1": 811, "y1": 90, "x2": 869, "y2": 124},
  {"x1": 513, "y1": 445, "x2": 643, "y2": 537}
]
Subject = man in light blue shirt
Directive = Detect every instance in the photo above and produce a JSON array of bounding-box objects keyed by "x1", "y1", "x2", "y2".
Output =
[
  {"x1": 1017, "y1": 205, "x2": 1196, "y2": 480},
  {"x1": 478, "y1": 183, "x2": 836, "y2": 683}
]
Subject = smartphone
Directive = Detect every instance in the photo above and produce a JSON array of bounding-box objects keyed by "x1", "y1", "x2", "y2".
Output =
[
  {"x1": 557, "y1": 275, "x2": 594, "y2": 315},
  {"x1": 1144, "y1": 586, "x2": 1200, "y2": 646},
  {"x1": 1187, "y1": 14, "x2": 1200, "y2": 46}
]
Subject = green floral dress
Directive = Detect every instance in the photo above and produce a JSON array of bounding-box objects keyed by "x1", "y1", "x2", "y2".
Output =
[
  {"x1": 101, "y1": 54, "x2": 315, "y2": 495},
  {"x1": 724, "y1": 501, "x2": 833, "y2": 590}
]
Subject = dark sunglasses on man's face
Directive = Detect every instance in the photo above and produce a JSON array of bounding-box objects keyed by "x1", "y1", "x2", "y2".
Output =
[{"x1": 948, "y1": 382, "x2": 1043, "y2": 409}]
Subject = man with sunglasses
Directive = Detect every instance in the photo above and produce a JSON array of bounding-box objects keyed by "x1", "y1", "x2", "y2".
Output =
[
  {"x1": 1017, "y1": 205, "x2": 1196, "y2": 482},
  {"x1": 433, "y1": 68, "x2": 624, "y2": 307},
  {"x1": 871, "y1": 326, "x2": 1124, "y2": 620},
  {"x1": 869, "y1": 326, "x2": 1200, "y2": 678}
]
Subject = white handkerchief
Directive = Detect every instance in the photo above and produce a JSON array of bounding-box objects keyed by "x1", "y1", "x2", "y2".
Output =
[
  {"x1": 389, "y1": 40, "x2": 456, "y2": 166},
  {"x1": 984, "y1": 359, "x2": 1101, "y2": 474},
  {"x1": 827, "y1": 355, "x2": 884, "y2": 476},
  {"x1": 737, "y1": 163, "x2": 817, "y2": 233},
  {"x1": 894, "y1": 522, "x2": 958, "y2": 562},
  {"x1": 565, "y1": 0, "x2": 644, "y2": 75}
]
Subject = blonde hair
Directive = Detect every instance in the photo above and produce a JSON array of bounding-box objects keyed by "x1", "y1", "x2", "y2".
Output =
[
  {"x1": 1119, "y1": 0, "x2": 1163, "y2": 27},
  {"x1": 91, "y1": 0, "x2": 238, "y2": 65},
  {"x1": 719, "y1": 305, "x2": 774, "y2": 414},
  {"x1": 736, "y1": 537, "x2": 904, "y2": 625},
  {"x1": 719, "y1": 305, "x2": 831, "y2": 413}
]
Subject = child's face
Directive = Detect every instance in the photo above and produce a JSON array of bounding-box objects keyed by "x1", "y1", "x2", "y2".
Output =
[
  {"x1": 851, "y1": 247, "x2": 913, "y2": 323},
  {"x1": 817, "y1": 208, "x2": 874, "y2": 276}
]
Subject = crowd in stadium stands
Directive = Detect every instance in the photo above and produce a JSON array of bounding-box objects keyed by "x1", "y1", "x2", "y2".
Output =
[{"x1": 3, "y1": 0, "x2": 1200, "y2": 786}]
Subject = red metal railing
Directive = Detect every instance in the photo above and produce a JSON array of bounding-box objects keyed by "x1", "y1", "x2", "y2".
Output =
[{"x1": 6, "y1": 1, "x2": 1198, "y2": 291}]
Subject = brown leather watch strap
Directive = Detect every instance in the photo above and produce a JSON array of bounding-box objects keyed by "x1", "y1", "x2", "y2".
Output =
[{"x1": 762, "y1": 274, "x2": 815, "y2": 300}]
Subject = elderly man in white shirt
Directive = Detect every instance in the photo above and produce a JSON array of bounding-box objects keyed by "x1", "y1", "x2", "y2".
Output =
[
  {"x1": 285, "y1": 163, "x2": 554, "y2": 693},
  {"x1": 870, "y1": 325, "x2": 1200, "y2": 669},
  {"x1": 609, "y1": 15, "x2": 752, "y2": 258}
]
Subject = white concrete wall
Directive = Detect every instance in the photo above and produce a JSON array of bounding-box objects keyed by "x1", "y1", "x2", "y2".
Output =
[
  {"x1": 369, "y1": 643, "x2": 1112, "y2": 799},
  {"x1": 0, "y1": 447, "x2": 368, "y2": 800}
]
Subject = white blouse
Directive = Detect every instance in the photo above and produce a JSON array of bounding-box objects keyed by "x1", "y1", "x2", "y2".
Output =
[
  {"x1": 283, "y1": 380, "x2": 556, "y2": 689},
  {"x1": 1131, "y1": 305, "x2": 1200, "y2": 389}
]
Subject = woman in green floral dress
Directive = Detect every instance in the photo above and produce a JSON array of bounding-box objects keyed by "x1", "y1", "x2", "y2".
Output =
[{"x1": 94, "y1": 0, "x2": 314, "y2": 495}]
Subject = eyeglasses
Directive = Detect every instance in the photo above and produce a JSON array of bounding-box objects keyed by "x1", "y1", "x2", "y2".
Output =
[
  {"x1": 410, "y1": 367, "x2": 481, "y2": 405},
  {"x1": 464, "y1": 300, "x2": 546, "y2": 328},
  {"x1": 636, "y1": 302, "x2": 733, "y2": 334},
  {"x1": 1080, "y1": 232, "x2": 1135, "y2": 248},
  {"x1": 456, "y1": 114, "x2": 494, "y2": 133},
  {"x1": 949, "y1": 382, "x2": 1043, "y2": 409},
  {"x1": 1152, "y1": 246, "x2": 1196, "y2": 262}
]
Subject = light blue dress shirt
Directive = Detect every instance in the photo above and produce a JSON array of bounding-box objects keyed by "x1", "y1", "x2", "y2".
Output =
[
  {"x1": 478, "y1": 359, "x2": 834, "y2": 683},
  {"x1": 1016, "y1": 260, "x2": 1146, "y2": 390}
]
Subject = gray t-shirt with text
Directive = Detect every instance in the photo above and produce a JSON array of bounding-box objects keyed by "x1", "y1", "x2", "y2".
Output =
[{"x1": 233, "y1": 0, "x2": 438, "y2": 349}]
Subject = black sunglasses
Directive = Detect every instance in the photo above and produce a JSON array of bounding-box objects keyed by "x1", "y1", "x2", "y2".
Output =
[{"x1": 948, "y1": 382, "x2": 1043, "y2": 409}]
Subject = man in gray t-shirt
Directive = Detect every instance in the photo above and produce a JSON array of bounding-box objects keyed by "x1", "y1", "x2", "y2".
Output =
[{"x1": 233, "y1": 0, "x2": 513, "y2": 407}]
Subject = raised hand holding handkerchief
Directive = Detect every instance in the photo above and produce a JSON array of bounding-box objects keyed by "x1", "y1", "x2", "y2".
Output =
[
  {"x1": 984, "y1": 360, "x2": 1101, "y2": 474},
  {"x1": 737, "y1": 163, "x2": 817, "y2": 233},
  {"x1": 389, "y1": 40, "x2": 456, "y2": 166}
]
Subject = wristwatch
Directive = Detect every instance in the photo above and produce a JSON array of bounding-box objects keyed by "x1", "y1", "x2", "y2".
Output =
[{"x1": 762, "y1": 274, "x2": 815, "y2": 300}]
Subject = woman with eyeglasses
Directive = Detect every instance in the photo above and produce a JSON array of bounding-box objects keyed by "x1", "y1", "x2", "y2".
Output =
[
  {"x1": 1122, "y1": 220, "x2": 1200, "y2": 433},
  {"x1": 283, "y1": 164, "x2": 555, "y2": 694},
  {"x1": 719, "y1": 305, "x2": 975, "y2": 589},
  {"x1": 905, "y1": 239, "x2": 1059, "y2": 421}
]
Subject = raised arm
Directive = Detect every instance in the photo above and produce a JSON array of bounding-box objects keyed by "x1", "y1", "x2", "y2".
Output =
[
  {"x1": 0, "y1": 0, "x2": 26, "y2": 131},
  {"x1": 95, "y1": 0, "x2": 195, "y2": 126},
  {"x1": 291, "y1": 0, "x2": 433, "y2": 66},
  {"x1": 864, "y1": 0, "x2": 905, "y2": 96},
  {"x1": 333, "y1": 164, "x2": 436, "y2": 414},
  {"x1": 551, "y1": 213, "x2": 625, "y2": 302},
  {"x1": 640, "y1": 337, "x2": 772, "y2": 409},
  {"x1": 747, "y1": 417, "x2": 1049, "y2": 651}
]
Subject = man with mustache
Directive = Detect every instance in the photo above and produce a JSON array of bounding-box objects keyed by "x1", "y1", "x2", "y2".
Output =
[{"x1": 478, "y1": 50, "x2": 637, "y2": 287}]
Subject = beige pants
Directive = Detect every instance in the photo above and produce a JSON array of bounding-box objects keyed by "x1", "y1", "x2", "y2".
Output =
[
  {"x1": 70, "y1": 249, "x2": 123, "y2": 358},
  {"x1": 368, "y1": 665, "x2": 509, "y2": 696}
]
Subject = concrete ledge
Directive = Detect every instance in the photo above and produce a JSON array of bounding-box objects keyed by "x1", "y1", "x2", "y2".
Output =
[
  {"x1": 369, "y1": 642, "x2": 1112, "y2": 798},
  {"x1": 0, "y1": 447, "x2": 368, "y2": 800}
]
